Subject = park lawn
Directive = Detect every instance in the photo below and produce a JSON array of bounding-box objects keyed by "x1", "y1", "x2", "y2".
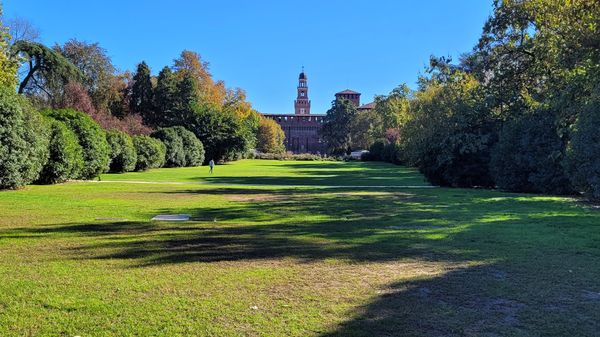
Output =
[
  {"x1": 0, "y1": 160, "x2": 598, "y2": 336},
  {"x1": 98, "y1": 159, "x2": 430, "y2": 186}
]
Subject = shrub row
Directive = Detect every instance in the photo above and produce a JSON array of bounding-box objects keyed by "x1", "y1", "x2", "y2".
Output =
[
  {"x1": 1, "y1": 90, "x2": 204, "y2": 189},
  {"x1": 250, "y1": 152, "x2": 339, "y2": 161}
]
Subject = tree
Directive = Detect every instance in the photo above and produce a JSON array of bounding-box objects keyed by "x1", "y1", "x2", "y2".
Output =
[
  {"x1": 490, "y1": 113, "x2": 572, "y2": 194},
  {"x1": 187, "y1": 107, "x2": 248, "y2": 162},
  {"x1": 173, "y1": 50, "x2": 225, "y2": 108},
  {"x1": 130, "y1": 61, "x2": 154, "y2": 120},
  {"x1": 256, "y1": 116, "x2": 285, "y2": 154},
  {"x1": 56, "y1": 39, "x2": 116, "y2": 112},
  {"x1": 0, "y1": 9, "x2": 18, "y2": 87},
  {"x1": 0, "y1": 86, "x2": 49, "y2": 189},
  {"x1": 6, "y1": 17, "x2": 40, "y2": 44},
  {"x1": 321, "y1": 98, "x2": 357, "y2": 155},
  {"x1": 11, "y1": 41, "x2": 81, "y2": 100},
  {"x1": 152, "y1": 66, "x2": 178, "y2": 126}
]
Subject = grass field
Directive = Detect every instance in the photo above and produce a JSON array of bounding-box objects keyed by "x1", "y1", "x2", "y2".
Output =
[{"x1": 1, "y1": 160, "x2": 599, "y2": 336}]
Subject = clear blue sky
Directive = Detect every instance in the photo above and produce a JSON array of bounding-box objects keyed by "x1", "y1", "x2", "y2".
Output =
[{"x1": 5, "y1": 0, "x2": 493, "y2": 114}]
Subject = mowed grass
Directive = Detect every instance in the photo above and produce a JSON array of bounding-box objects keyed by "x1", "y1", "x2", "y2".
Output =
[
  {"x1": 0, "y1": 160, "x2": 599, "y2": 336},
  {"x1": 98, "y1": 159, "x2": 430, "y2": 186}
]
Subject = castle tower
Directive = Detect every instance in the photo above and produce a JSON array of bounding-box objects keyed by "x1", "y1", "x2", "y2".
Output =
[{"x1": 294, "y1": 68, "x2": 311, "y2": 115}]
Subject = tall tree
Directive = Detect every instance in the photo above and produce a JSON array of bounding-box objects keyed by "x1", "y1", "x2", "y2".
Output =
[
  {"x1": 152, "y1": 66, "x2": 177, "y2": 126},
  {"x1": 321, "y1": 98, "x2": 357, "y2": 155},
  {"x1": 11, "y1": 41, "x2": 80, "y2": 100},
  {"x1": 130, "y1": 61, "x2": 153, "y2": 121},
  {"x1": 55, "y1": 39, "x2": 116, "y2": 112},
  {"x1": 173, "y1": 50, "x2": 225, "y2": 108}
]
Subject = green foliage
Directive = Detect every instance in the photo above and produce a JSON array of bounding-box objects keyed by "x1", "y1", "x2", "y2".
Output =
[
  {"x1": 256, "y1": 116, "x2": 285, "y2": 154},
  {"x1": 37, "y1": 118, "x2": 84, "y2": 184},
  {"x1": 11, "y1": 40, "x2": 81, "y2": 97},
  {"x1": 45, "y1": 109, "x2": 110, "y2": 179},
  {"x1": 565, "y1": 99, "x2": 600, "y2": 199},
  {"x1": 402, "y1": 64, "x2": 496, "y2": 187},
  {"x1": 106, "y1": 130, "x2": 137, "y2": 173},
  {"x1": 151, "y1": 127, "x2": 186, "y2": 167},
  {"x1": 132, "y1": 135, "x2": 165, "y2": 171},
  {"x1": 130, "y1": 61, "x2": 154, "y2": 119},
  {"x1": 56, "y1": 39, "x2": 116, "y2": 112},
  {"x1": 491, "y1": 113, "x2": 572, "y2": 194},
  {"x1": 0, "y1": 86, "x2": 49, "y2": 189},
  {"x1": 172, "y1": 126, "x2": 205, "y2": 166},
  {"x1": 321, "y1": 98, "x2": 357, "y2": 155},
  {"x1": 152, "y1": 66, "x2": 178, "y2": 127},
  {"x1": 187, "y1": 108, "x2": 248, "y2": 162},
  {"x1": 0, "y1": 10, "x2": 18, "y2": 88}
]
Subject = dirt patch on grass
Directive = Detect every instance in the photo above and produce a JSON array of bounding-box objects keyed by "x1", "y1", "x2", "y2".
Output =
[{"x1": 225, "y1": 194, "x2": 289, "y2": 202}]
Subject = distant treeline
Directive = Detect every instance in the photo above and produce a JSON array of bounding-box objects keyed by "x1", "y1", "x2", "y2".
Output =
[{"x1": 320, "y1": 1, "x2": 600, "y2": 199}]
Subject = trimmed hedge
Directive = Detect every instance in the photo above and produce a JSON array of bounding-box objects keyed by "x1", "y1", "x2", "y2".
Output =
[
  {"x1": 107, "y1": 130, "x2": 137, "y2": 173},
  {"x1": 172, "y1": 126, "x2": 204, "y2": 166},
  {"x1": 0, "y1": 86, "x2": 49, "y2": 189},
  {"x1": 133, "y1": 135, "x2": 166, "y2": 171},
  {"x1": 151, "y1": 127, "x2": 185, "y2": 167},
  {"x1": 37, "y1": 118, "x2": 84, "y2": 184},
  {"x1": 45, "y1": 109, "x2": 110, "y2": 179}
]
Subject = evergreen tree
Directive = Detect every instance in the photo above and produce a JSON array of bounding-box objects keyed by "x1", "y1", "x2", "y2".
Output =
[
  {"x1": 130, "y1": 61, "x2": 153, "y2": 121},
  {"x1": 173, "y1": 73, "x2": 198, "y2": 123},
  {"x1": 152, "y1": 66, "x2": 177, "y2": 127}
]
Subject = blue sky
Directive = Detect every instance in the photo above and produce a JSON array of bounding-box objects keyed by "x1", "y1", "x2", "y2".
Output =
[{"x1": 5, "y1": 1, "x2": 493, "y2": 114}]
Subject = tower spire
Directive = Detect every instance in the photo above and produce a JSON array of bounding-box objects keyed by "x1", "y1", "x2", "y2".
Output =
[{"x1": 294, "y1": 68, "x2": 310, "y2": 115}]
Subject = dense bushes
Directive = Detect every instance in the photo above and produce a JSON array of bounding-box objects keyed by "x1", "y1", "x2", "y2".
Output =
[
  {"x1": 172, "y1": 126, "x2": 205, "y2": 166},
  {"x1": 37, "y1": 119, "x2": 84, "y2": 184},
  {"x1": 106, "y1": 130, "x2": 137, "y2": 173},
  {"x1": 490, "y1": 114, "x2": 572, "y2": 194},
  {"x1": 565, "y1": 102, "x2": 600, "y2": 200},
  {"x1": 0, "y1": 86, "x2": 49, "y2": 189},
  {"x1": 151, "y1": 127, "x2": 185, "y2": 167},
  {"x1": 133, "y1": 135, "x2": 166, "y2": 171},
  {"x1": 45, "y1": 109, "x2": 110, "y2": 179}
]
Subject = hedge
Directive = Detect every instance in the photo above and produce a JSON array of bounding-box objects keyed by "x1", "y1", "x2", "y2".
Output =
[
  {"x1": 45, "y1": 109, "x2": 110, "y2": 179},
  {"x1": 107, "y1": 130, "x2": 137, "y2": 173},
  {"x1": 133, "y1": 135, "x2": 166, "y2": 171},
  {"x1": 151, "y1": 127, "x2": 185, "y2": 167},
  {"x1": 0, "y1": 86, "x2": 49, "y2": 189},
  {"x1": 37, "y1": 118, "x2": 84, "y2": 184},
  {"x1": 171, "y1": 126, "x2": 204, "y2": 166}
]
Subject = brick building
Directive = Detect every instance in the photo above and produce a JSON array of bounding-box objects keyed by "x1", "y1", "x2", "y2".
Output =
[{"x1": 264, "y1": 70, "x2": 375, "y2": 154}]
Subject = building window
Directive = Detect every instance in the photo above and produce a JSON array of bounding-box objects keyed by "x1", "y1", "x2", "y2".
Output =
[{"x1": 300, "y1": 92, "x2": 305, "y2": 97}]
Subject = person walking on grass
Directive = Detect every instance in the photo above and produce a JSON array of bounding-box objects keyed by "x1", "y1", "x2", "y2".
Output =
[{"x1": 209, "y1": 159, "x2": 215, "y2": 174}]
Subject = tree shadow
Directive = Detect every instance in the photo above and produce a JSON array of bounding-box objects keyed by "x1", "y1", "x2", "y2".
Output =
[{"x1": 2, "y1": 187, "x2": 599, "y2": 335}]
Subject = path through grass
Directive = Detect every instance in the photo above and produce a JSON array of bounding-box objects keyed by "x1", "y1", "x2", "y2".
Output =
[{"x1": 1, "y1": 160, "x2": 599, "y2": 336}]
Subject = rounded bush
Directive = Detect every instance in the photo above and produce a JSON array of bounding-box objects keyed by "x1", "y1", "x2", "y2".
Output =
[
  {"x1": 45, "y1": 109, "x2": 110, "y2": 179},
  {"x1": 37, "y1": 119, "x2": 85, "y2": 184},
  {"x1": 490, "y1": 113, "x2": 571, "y2": 194},
  {"x1": 133, "y1": 135, "x2": 166, "y2": 171},
  {"x1": 106, "y1": 130, "x2": 137, "y2": 173},
  {"x1": 151, "y1": 127, "x2": 186, "y2": 167},
  {"x1": 171, "y1": 126, "x2": 204, "y2": 166},
  {"x1": 0, "y1": 86, "x2": 49, "y2": 189}
]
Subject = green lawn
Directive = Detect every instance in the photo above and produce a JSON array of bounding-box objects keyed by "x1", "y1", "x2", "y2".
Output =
[{"x1": 1, "y1": 160, "x2": 599, "y2": 336}]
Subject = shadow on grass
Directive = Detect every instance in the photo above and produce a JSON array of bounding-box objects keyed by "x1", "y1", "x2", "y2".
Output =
[
  {"x1": 201, "y1": 162, "x2": 429, "y2": 186},
  {"x1": 2, "y1": 187, "x2": 600, "y2": 335}
]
